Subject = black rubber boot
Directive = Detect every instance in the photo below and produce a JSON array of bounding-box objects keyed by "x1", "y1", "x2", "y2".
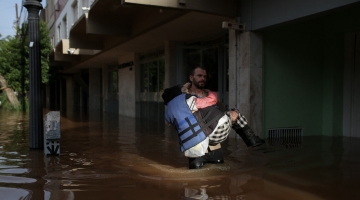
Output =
[
  {"x1": 202, "y1": 148, "x2": 224, "y2": 164},
  {"x1": 188, "y1": 148, "x2": 224, "y2": 169},
  {"x1": 234, "y1": 125, "x2": 265, "y2": 147},
  {"x1": 188, "y1": 157, "x2": 207, "y2": 169}
]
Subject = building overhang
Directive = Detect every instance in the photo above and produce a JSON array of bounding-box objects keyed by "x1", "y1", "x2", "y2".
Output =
[
  {"x1": 53, "y1": 0, "x2": 234, "y2": 73},
  {"x1": 51, "y1": 40, "x2": 80, "y2": 61},
  {"x1": 122, "y1": 0, "x2": 237, "y2": 17},
  {"x1": 69, "y1": 14, "x2": 104, "y2": 50}
]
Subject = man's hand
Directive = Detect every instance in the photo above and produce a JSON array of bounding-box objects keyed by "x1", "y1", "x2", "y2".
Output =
[
  {"x1": 181, "y1": 82, "x2": 191, "y2": 93},
  {"x1": 228, "y1": 110, "x2": 239, "y2": 124}
]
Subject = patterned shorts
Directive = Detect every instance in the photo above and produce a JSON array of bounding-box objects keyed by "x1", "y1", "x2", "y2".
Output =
[{"x1": 209, "y1": 112, "x2": 248, "y2": 145}]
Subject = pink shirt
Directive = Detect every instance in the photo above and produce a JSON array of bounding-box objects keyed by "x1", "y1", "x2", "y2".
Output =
[{"x1": 194, "y1": 91, "x2": 218, "y2": 109}]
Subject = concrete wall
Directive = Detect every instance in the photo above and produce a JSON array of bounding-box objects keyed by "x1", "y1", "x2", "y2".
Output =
[
  {"x1": 263, "y1": 30, "x2": 324, "y2": 136},
  {"x1": 344, "y1": 33, "x2": 360, "y2": 138},
  {"x1": 118, "y1": 53, "x2": 136, "y2": 117},
  {"x1": 44, "y1": 0, "x2": 55, "y2": 27},
  {"x1": 241, "y1": 0, "x2": 360, "y2": 30},
  {"x1": 263, "y1": 27, "x2": 344, "y2": 137},
  {"x1": 263, "y1": 4, "x2": 360, "y2": 137},
  {"x1": 322, "y1": 34, "x2": 343, "y2": 136},
  {"x1": 52, "y1": 0, "x2": 92, "y2": 44}
]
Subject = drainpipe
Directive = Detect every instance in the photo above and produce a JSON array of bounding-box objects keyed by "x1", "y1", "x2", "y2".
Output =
[{"x1": 23, "y1": 0, "x2": 43, "y2": 149}]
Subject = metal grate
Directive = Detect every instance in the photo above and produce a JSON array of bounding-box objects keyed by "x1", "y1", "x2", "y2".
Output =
[{"x1": 268, "y1": 127, "x2": 302, "y2": 148}]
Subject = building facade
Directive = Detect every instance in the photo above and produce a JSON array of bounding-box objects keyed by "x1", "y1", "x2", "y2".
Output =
[{"x1": 43, "y1": 0, "x2": 360, "y2": 138}]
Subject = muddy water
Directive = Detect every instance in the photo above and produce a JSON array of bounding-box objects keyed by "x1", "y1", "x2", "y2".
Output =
[{"x1": 1, "y1": 111, "x2": 360, "y2": 200}]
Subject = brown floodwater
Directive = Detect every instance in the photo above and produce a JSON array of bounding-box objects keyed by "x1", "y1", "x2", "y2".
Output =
[{"x1": 0, "y1": 110, "x2": 360, "y2": 200}]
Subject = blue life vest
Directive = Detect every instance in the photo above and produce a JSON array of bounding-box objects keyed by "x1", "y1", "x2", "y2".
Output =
[{"x1": 165, "y1": 94, "x2": 223, "y2": 152}]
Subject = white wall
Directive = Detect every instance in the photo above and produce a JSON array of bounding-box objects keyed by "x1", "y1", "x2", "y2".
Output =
[{"x1": 52, "y1": 0, "x2": 92, "y2": 46}]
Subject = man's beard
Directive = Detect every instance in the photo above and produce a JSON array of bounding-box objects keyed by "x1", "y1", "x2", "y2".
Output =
[{"x1": 193, "y1": 80, "x2": 206, "y2": 89}]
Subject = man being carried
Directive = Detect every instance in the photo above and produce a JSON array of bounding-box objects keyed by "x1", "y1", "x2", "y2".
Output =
[{"x1": 162, "y1": 66, "x2": 265, "y2": 169}]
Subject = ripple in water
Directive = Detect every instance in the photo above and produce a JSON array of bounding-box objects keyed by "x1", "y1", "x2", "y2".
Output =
[
  {"x1": 0, "y1": 168, "x2": 29, "y2": 174},
  {"x1": 0, "y1": 175, "x2": 36, "y2": 183}
]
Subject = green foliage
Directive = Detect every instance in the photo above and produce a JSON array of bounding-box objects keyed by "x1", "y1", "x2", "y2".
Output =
[
  {"x1": 40, "y1": 21, "x2": 51, "y2": 84},
  {"x1": 0, "y1": 20, "x2": 51, "y2": 94},
  {"x1": 0, "y1": 35, "x2": 22, "y2": 92}
]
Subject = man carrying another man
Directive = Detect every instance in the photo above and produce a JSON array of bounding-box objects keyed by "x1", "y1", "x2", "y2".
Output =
[{"x1": 162, "y1": 66, "x2": 265, "y2": 169}]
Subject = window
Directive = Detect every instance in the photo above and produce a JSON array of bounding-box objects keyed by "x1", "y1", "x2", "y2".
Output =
[
  {"x1": 137, "y1": 55, "x2": 165, "y2": 123},
  {"x1": 140, "y1": 59, "x2": 165, "y2": 102}
]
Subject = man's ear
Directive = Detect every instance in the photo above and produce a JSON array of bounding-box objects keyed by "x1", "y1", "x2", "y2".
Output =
[{"x1": 189, "y1": 75, "x2": 193, "y2": 82}]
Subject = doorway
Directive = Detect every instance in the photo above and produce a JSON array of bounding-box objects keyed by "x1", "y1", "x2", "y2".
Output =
[{"x1": 183, "y1": 36, "x2": 229, "y2": 108}]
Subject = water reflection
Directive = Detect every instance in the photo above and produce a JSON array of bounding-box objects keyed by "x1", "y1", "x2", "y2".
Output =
[
  {"x1": 1, "y1": 110, "x2": 360, "y2": 199},
  {"x1": 0, "y1": 187, "x2": 31, "y2": 199},
  {"x1": 184, "y1": 187, "x2": 208, "y2": 199}
]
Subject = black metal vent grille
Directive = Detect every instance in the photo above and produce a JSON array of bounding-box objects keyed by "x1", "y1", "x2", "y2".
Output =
[{"x1": 268, "y1": 127, "x2": 302, "y2": 148}]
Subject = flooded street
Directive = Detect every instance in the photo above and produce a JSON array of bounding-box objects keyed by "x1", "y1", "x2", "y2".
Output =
[{"x1": 1, "y1": 110, "x2": 360, "y2": 200}]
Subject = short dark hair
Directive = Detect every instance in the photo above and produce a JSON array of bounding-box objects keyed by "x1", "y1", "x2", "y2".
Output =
[{"x1": 189, "y1": 66, "x2": 207, "y2": 76}]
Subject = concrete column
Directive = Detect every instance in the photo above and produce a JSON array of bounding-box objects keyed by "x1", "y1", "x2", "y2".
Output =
[
  {"x1": 89, "y1": 69, "x2": 102, "y2": 121},
  {"x1": 65, "y1": 77, "x2": 74, "y2": 117},
  {"x1": 73, "y1": 77, "x2": 81, "y2": 114},
  {"x1": 228, "y1": 29, "x2": 239, "y2": 108},
  {"x1": 118, "y1": 53, "x2": 136, "y2": 117},
  {"x1": 60, "y1": 78, "x2": 66, "y2": 113},
  {"x1": 229, "y1": 31, "x2": 263, "y2": 136}
]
